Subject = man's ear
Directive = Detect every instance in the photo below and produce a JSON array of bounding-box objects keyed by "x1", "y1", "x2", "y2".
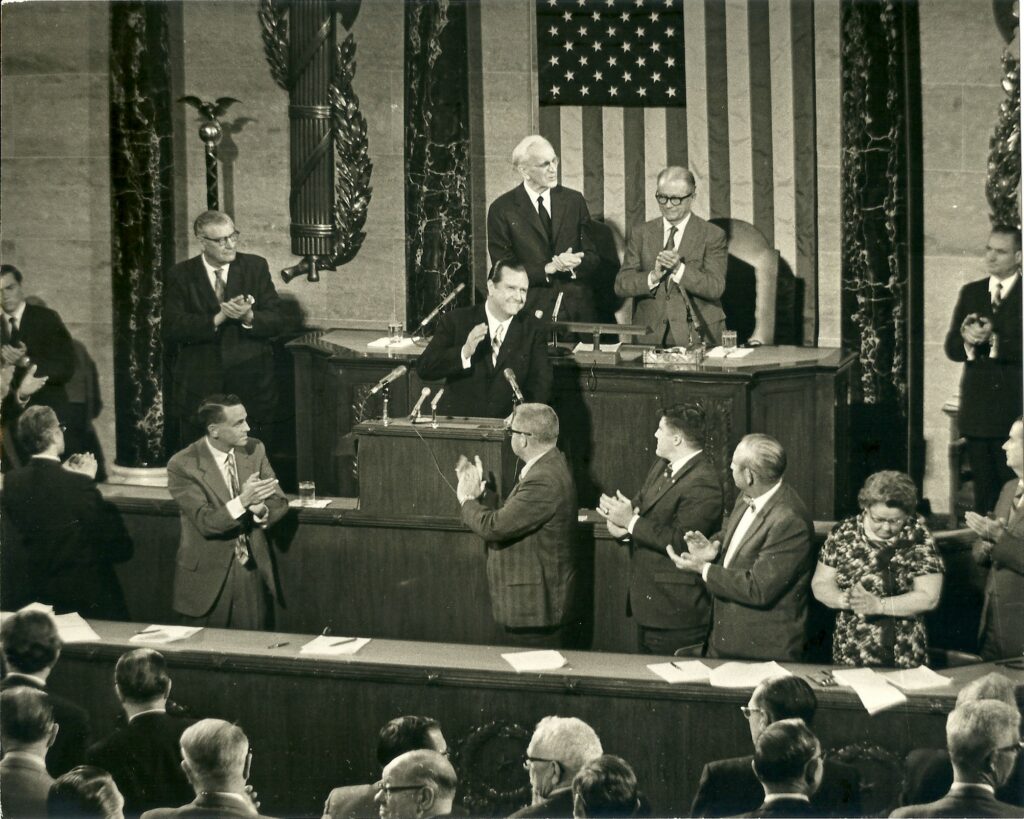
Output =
[
  {"x1": 47, "y1": 721, "x2": 60, "y2": 748},
  {"x1": 243, "y1": 751, "x2": 253, "y2": 782}
]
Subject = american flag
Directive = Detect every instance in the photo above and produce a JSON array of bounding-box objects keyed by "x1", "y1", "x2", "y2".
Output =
[{"x1": 535, "y1": 0, "x2": 820, "y2": 341}]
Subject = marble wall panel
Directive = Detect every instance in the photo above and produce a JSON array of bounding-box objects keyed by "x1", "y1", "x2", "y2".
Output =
[
  {"x1": 0, "y1": 0, "x2": 109, "y2": 75},
  {"x1": 921, "y1": 84, "x2": 965, "y2": 172},
  {"x1": 919, "y1": 0, "x2": 1005, "y2": 85},
  {"x1": 962, "y1": 83, "x2": 1011, "y2": 172}
]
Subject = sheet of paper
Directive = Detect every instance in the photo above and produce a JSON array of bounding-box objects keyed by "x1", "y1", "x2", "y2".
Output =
[
  {"x1": 366, "y1": 336, "x2": 418, "y2": 349},
  {"x1": 18, "y1": 601, "x2": 55, "y2": 614},
  {"x1": 573, "y1": 341, "x2": 623, "y2": 353},
  {"x1": 881, "y1": 666, "x2": 953, "y2": 691},
  {"x1": 648, "y1": 660, "x2": 712, "y2": 684},
  {"x1": 299, "y1": 635, "x2": 371, "y2": 655},
  {"x1": 289, "y1": 498, "x2": 333, "y2": 508},
  {"x1": 129, "y1": 625, "x2": 203, "y2": 645},
  {"x1": 831, "y1": 667, "x2": 908, "y2": 715},
  {"x1": 708, "y1": 661, "x2": 791, "y2": 689},
  {"x1": 705, "y1": 346, "x2": 756, "y2": 359},
  {"x1": 501, "y1": 650, "x2": 568, "y2": 672},
  {"x1": 53, "y1": 613, "x2": 101, "y2": 643}
]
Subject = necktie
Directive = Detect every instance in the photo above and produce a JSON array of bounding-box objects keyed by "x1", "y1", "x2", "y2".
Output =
[
  {"x1": 491, "y1": 324, "x2": 504, "y2": 366},
  {"x1": 7, "y1": 315, "x2": 19, "y2": 347},
  {"x1": 537, "y1": 196, "x2": 553, "y2": 249},
  {"x1": 213, "y1": 267, "x2": 226, "y2": 302},
  {"x1": 742, "y1": 495, "x2": 757, "y2": 511},
  {"x1": 226, "y1": 451, "x2": 252, "y2": 565},
  {"x1": 664, "y1": 226, "x2": 678, "y2": 251}
]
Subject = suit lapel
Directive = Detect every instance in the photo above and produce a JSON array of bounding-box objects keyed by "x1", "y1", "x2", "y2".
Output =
[
  {"x1": 640, "y1": 456, "x2": 701, "y2": 513},
  {"x1": 719, "y1": 497, "x2": 748, "y2": 560},
  {"x1": 515, "y1": 185, "x2": 551, "y2": 247},
  {"x1": 190, "y1": 256, "x2": 222, "y2": 312},
  {"x1": 196, "y1": 440, "x2": 232, "y2": 504},
  {"x1": 728, "y1": 485, "x2": 788, "y2": 563},
  {"x1": 677, "y1": 214, "x2": 704, "y2": 263},
  {"x1": 493, "y1": 315, "x2": 522, "y2": 372},
  {"x1": 549, "y1": 186, "x2": 566, "y2": 245}
]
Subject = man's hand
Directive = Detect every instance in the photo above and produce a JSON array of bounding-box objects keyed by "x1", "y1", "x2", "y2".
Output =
[
  {"x1": 220, "y1": 298, "x2": 250, "y2": 322},
  {"x1": 972, "y1": 539, "x2": 994, "y2": 564},
  {"x1": 455, "y1": 454, "x2": 485, "y2": 503},
  {"x1": 966, "y1": 511, "x2": 1006, "y2": 542},
  {"x1": 596, "y1": 490, "x2": 635, "y2": 529},
  {"x1": 960, "y1": 313, "x2": 993, "y2": 346},
  {"x1": 655, "y1": 248, "x2": 681, "y2": 275},
  {"x1": 249, "y1": 502, "x2": 270, "y2": 527},
  {"x1": 462, "y1": 322, "x2": 489, "y2": 360},
  {"x1": 238, "y1": 473, "x2": 279, "y2": 507},
  {"x1": 1, "y1": 342, "x2": 27, "y2": 366},
  {"x1": 666, "y1": 544, "x2": 705, "y2": 573},
  {"x1": 244, "y1": 784, "x2": 260, "y2": 811},
  {"x1": 605, "y1": 519, "x2": 628, "y2": 539},
  {"x1": 552, "y1": 248, "x2": 584, "y2": 272},
  {"x1": 63, "y1": 452, "x2": 98, "y2": 479},
  {"x1": 849, "y1": 582, "x2": 884, "y2": 616},
  {"x1": 682, "y1": 530, "x2": 720, "y2": 563}
]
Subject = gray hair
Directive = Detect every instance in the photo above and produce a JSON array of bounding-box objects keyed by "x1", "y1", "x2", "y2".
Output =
[
  {"x1": 511, "y1": 135, "x2": 555, "y2": 169},
  {"x1": 180, "y1": 719, "x2": 249, "y2": 780},
  {"x1": 956, "y1": 672, "x2": 1019, "y2": 709},
  {"x1": 736, "y1": 433, "x2": 787, "y2": 483},
  {"x1": 512, "y1": 403, "x2": 559, "y2": 446},
  {"x1": 16, "y1": 405, "x2": 61, "y2": 456},
  {"x1": 857, "y1": 470, "x2": 918, "y2": 514},
  {"x1": 947, "y1": 700, "x2": 1020, "y2": 773},
  {"x1": 192, "y1": 209, "x2": 234, "y2": 237},
  {"x1": 387, "y1": 749, "x2": 458, "y2": 798},
  {"x1": 656, "y1": 166, "x2": 696, "y2": 191},
  {"x1": 531, "y1": 716, "x2": 603, "y2": 778}
]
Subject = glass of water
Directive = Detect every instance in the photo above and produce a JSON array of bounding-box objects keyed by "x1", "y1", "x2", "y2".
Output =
[
  {"x1": 387, "y1": 320, "x2": 404, "y2": 344},
  {"x1": 721, "y1": 330, "x2": 738, "y2": 350},
  {"x1": 298, "y1": 480, "x2": 316, "y2": 506}
]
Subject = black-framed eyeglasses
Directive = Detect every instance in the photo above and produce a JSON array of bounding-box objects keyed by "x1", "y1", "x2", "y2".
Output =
[
  {"x1": 994, "y1": 740, "x2": 1024, "y2": 756},
  {"x1": 655, "y1": 192, "x2": 694, "y2": 205},
  {"x1": 375, "y1": 781, "x2": 426, "y2": 798},
  {"x1": 200, "y1": 230, "x2": 241, "y2": 247},
  {"x1": 508, "y1": 428, "x2": 533, "y2": 437},
  {"x1": 523, "y1": 755, "x2": 558, "y2": 770}
]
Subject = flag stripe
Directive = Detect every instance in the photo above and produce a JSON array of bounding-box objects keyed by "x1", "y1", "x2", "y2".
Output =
[
  {"x1": 769, "y1": 0, "x2": 797, "y2": 269},
  {"x1": 704, "y1": 0, "x2": 731, "y2": 219},
  {"x1": 683, "y1": 0, "x2": 711, "y2": 218},
  {"x1": 665, "y1": 107, "x2": 688, "y2": 170},
  {"x1": 644, "y1": 108, "x2": 668, "y2": 222},
  {"x1": 623, "y1": 108, "x2": 647, "y2": 235},
  {"x1": 582, "y1": 106, "x2": 605, "y2": 220},
  {"x1": 540, "y1": 105, "x2": 561, "y2": 164},
  {"x1": 725, "y1": 0, "x2": 753, "y2": 224},
  {"x1": 559, "y1": 107, "x2": 585, "y2": 194},
  {"x1": 749, "y1": 0, "x2": 775, "y2": 244},
  {"x1": 603, "y1": 108, "x2": 627, "y2": 246}
]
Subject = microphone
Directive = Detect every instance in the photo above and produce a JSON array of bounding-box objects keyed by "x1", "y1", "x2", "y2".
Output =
[
  {"x1": 412, "y1": 282, "x2": 466, "y2": 336},
  {"x1": 430, "y1": 387, "x2": 446, "y2": 411},
  {"x1": 409, "y1": 387, "x2": 431, "y2": 419},
  {"x1": 551, "y1": 291, "x2": 564, "y2": 323},
  {"x1": 367, "y1": 365, "x2": 407, "y2": 396},
  {"x1": 503, "y1": 368, "x2": 524, "y2": 403}
]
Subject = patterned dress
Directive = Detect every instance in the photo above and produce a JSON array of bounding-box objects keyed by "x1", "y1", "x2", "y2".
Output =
[{"x1": 820, "y1": 514, "x2": 945, "y2": 668}]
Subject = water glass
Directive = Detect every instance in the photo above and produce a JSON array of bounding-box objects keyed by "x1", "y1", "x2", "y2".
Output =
[
  {"x1": 721, "y1": 330, "x2": 738, "y2": 349},
  {"x1": 298, "y1": 480, "x2": 316, "y2": 506}
]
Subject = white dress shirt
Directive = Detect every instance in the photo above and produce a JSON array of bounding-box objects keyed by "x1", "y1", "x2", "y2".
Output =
[
  {"x1": 205, "y1": 438, "x2": 246, "y2": 520},
  {"x1": 647, "y1": 213, "x2": 692, "y2": 289},
  {"x1": 627, "y1": 449, "x2": 703, "y2": 534},
  {"x1": 700, "y1": 481, "x2": 783, "y2": 582},
  {"x1": 461, "y1": 301, "x2": 514, "y2": 369}
]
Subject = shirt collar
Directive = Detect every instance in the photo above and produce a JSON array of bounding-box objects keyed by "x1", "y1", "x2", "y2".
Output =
[
  {"x1": 31, "y1": 454, "x2": 62, "y2": 463},
  {"x1": 2, "y1": 302, "x2": 27, "y2": 324},
  {"x1": 5, "y1": 671, "x2": 48, "y2": 687},
  {"x1": 990, "y1": 273, "x2": 1020, "y2": 298},
  {"x1": 663, "y1": 213, "x2": 692, "y2": 244},
  {"x1": 484, "y1": 302, "x2": 514, "y2": 338},
  {"x1": 763, "y1": 793, "x2": 811, "y2": 805},
  {"x1": 668, "y1": 449, "x2": 702, "y2": 476},
  {"x1": 202, "y1": 255, "x2": 230, "y2": 277},
  {"x1": 520, "y1": 446, "x2": 553, "y2": 479},
  {"x1": 197, "y1": 791, "x2": 256, "y2": 812},
  {"x1": 745, "y1": 480, "x2": 783, "y2": 514},
  {"x1": 949, "y1": 782, "x2": 996, "y2": 796},
  {"x1": 128, "y1": 707, "x2": 168, "y2": 722},
  {"x1": 1, "y1": 751, "x2": 48, "y2": 770},
  {"x1": 205, "y1": 437, "x2": 234, "y2": 469},
  {"x1": 523, "y1": 181, "x2": 552, "y2": 210}
]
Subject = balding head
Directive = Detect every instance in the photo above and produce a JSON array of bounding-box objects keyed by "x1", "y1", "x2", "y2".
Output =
[
  {"x1": 732, "y1": 433, "x2": 787, "y2": 492},
  {"x1": 179, "y1": 719, "x2": 251, "y2": 794},
  {"x1": 377, "y1": 749, "x2": 457, "y2": 819}
]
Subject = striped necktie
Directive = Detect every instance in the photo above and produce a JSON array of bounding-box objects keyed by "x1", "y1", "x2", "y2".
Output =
[
  {"x1": 226, "y1": 451, "x2": 252, "y2": 565},
  {"x1": 213, "y1": 267, "x2": 226, "y2": 302}
]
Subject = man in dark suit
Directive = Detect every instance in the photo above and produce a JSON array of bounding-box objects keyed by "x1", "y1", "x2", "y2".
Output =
[
  {"x1": 487, "y1": 135, "x2": 599, "y2": 324},
  {"x1": 0, "y1": 610, "x2": 91, "y2": 777},
  {"x1": 417, "y1": 260, "x2": 551, "y2": 418},
  {"x1": 457, "y1": 403, "x2": 582, "y2": 648},
  {"x1": 614, "y1": 167, "x2": 729, "y2": 347},
  {"x1": 944, "y1": 225, "x2": 1023, "y2": 514},
  {"x1": 323, "y1": 715, "x2": 448, "y2": 819},
  {"x1": 0, "y1": 688, "x2": 58, "y2": 819},
  {"x1": 691, "y1": 676, "x2": 860, "y2": 818},
  {"x1": 163, "y1": 211, "x2": 284, "y2": 446},
  {"x1": 892, "y1": 701, "x2": 1024, "y2": 818},
  {"x1": 140, "y1": 719, "x2": 271, "y2": 818},
  {"x1": 597, "y1": 402, "x2": 723, "y2": 654},
  {"x1": 741, "y1": 719, "x2": 824, "y2": 818},
  {"x1": 668, "y1": 433, "x2": 814, "y2": 661},
  {"x1": 2, "y1": 406, "x2": 131, "y2": 618},
  {"x1": 968, "y1": 419, "x2": 1024, "y2": 660},
  {"x1": 167, "y1": 395, "x2": 288, "y2": 631},
  {"x1": 511, "y1": 716, "x2": 603, "y2": 818},
  {"x1": 86, "y1": 649, "x2": 197, "y2": 818},
  {"x1": 374, "y1": 750, "x2": 459, "y2": 819}
]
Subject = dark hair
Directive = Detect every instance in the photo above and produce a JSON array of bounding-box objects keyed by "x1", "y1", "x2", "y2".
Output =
[
  {"x1": 115, "y1": 648, "x2": 171, "y2": 703},
  {"x1": 0, "y1": 263, "x2": 24, "y2": 283},
  {"x1": 196, "y1": 394, "x2": 243, "y2": 430},
  {"x1": 48, "y1": 766, "x2": 122, "y2": 818},
  {"x1": 752, "y1": 719, "x2": 819, "y2": 786},
  {"x1": 377, "y1": 715, "x2": 441, "y2": 768},
  {"x1": 0, "y1": 687, "x2": 54, "y2": 743},
  {"x1": 572, "y1": 755, "x2": 642, "y2": 818},
  {"x1": 755, "y1": 676, "x2": 818, "y2": 725},
  {"x1": 991, "y1": 223, "x2": 1023, "y2": 251},
  {"x1": 489, "y1": 258, "x2": 527, "y2": 283},
  {"x1": 1, "y1": 610, "x2": 61, "y2": 673},
  {"x1": 16, "y1": 405, "x2": 61, "y2": 456},
  {"x1": 661, "y1": 403, "x2": 706, "y2": 448}
]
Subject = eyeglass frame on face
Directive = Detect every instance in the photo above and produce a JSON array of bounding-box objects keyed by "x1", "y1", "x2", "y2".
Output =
[
  {"x1": 508, "y1": 427, "x2": 533, "y2": 438},
  {"x1": 993, "y1": 740, "x2": 1024, "y2": 758},
  {"x1": 524, "y1": 755, "x2": 560, "y2": 771},
  {"x1": 655, "y1": 191, "x2": 695, "y2": 206},
  {"x1": 375, "y1": 780, "x2": 427, "y2": 798},
  {"x1": 863, "y1": 507, "x2": 908, "y2": 531},
  {"x1": 530, "y1": 156, "x2": 559, "y2": 170},
  {"x1": 199, "y1": 230, "x2": 241, "y2": 248},
  {"x1": 740, "y1": 705, "x2": 765, "y2": 720}
]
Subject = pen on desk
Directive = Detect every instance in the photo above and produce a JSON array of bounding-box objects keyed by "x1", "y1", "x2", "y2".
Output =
[
  {"x1": 327, "y1": 637, "x2": 357, "y2": 647},
  {"x1": 266, "y1": 641, "x2": 290, "y2": 649},
  {"x1": 134, "y1": 626, "x2": 162, "y2": 635}
]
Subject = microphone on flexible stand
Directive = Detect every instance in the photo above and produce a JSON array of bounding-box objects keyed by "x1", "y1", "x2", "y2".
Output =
[
  {"x1": 410, "y1": 283, "x2": 466, "y2": 340},
  {"x1": 367, "y1": 365, "x2": 407, "y2": 396},
  {"x1": 428, "y1": 387, "x2": 445, "y2": 428},
  {"x1": 503, "y1": 368, "x2": 525, "y2": 405},
  {"x1": 408, "y1": 387, "x2": 431, "y2": 421}
]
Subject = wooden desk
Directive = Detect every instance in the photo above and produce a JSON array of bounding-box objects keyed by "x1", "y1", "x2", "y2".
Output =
[
  {"x1": 50, "y1": 621, "x2": 1013, "y2": 819},
  {"x1": 288, "y1": 331, "x2": 857, "y2": 518}
]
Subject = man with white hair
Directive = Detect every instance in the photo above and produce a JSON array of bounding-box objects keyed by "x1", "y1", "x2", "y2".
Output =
[
  {"x1": 511, "y1": 716, "x2": 603, "y2": 818},
  {"x1": 487, "y1": 135, "x2": 599, "y2": 325},
  {"x1": 373, "y1": 749, "x2": 458, "y2": 819},
  {"x1": 141, "y1": 719, "x2": 269, "y2": 818},
  {"x1": 892, "y1": 700, "x2": 1024, "y2": 817}
]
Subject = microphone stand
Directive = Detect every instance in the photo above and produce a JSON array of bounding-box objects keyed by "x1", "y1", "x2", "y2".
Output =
[{"x1": 380, "y1": 385, "x2": 391, "y2": 427}]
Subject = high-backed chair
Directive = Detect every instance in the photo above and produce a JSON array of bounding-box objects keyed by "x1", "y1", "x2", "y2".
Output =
[{"x1": 710, "y1": 218, "x2": 778, "y2": 346}]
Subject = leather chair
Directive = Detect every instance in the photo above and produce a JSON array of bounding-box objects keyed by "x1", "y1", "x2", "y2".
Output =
[{"x1": 710, "y1": 218, "x2": 778, "y2": 346}]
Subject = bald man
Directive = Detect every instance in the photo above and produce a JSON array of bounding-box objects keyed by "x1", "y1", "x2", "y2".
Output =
[{"x1": 374, "y1": 750, "x2": 458, "y2": 819}]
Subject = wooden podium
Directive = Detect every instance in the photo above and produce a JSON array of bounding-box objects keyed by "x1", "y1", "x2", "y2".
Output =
[{"x1": 354, "y1": 417, "x2": 518, "y2": 517}]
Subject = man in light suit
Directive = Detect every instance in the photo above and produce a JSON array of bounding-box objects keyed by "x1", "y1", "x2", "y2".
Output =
[
  {"x1": 614, "y1": 167, "x2": 728, "y2": 347},
  {"x1": 163, "y1": 211, "x2": 284, "y2": 446},
  {"x1": 487, "y1": 135, "x2": 599, "y2": 324},
  {"x1": 944, "y1": 225, "x2": 1022, "y2": 514},
  {"x1": 0, "y1": 688, "x2": 57, "y2": 819},
  {"x1": 667, "y1": 433, "x2": 814, "y2": 660},
  {"x1": 969, "y1": 418, "x2": 1024, "y2": 660},
  {"x1": 892, "y1": 701, "x2": 1024, "y2": 818},
  {"x1": 597, "y1": 402, "x2": 724, "y2": 655},
  {"x1": 457, "y1": 403, "x2": 583, "y2": 648},
  {"x1": 167, "y1": 394, "x2": 288, "y2": 631},
  {"x1": 416, "y1": 260, "x2": 552, "y2": 418}
]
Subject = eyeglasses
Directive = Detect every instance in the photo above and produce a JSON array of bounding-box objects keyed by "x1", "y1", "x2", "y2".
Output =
[
  {"x1": 994, "y1": 740, "x2": 1024, "y2": 757},
  {"x1": 375, "y1": 781, "x2": 426, "y2": 798},
  {"x1": 532, "y1": 157, "x2": 559, "y2": 169},
  {"x1": 524, "y1": 755, "x2": 558, "y2": 770},
  {"x1": 508, "y1": 428, "x2": 533, "y2": 437},
  {"x1": 655, "y1": 192, "x2": 695, "y2": 206},
  {"x1": 740, "y1": 705, "x2": 765, "y2": 720},
  {"x1": 200, "y1": 230, "x2": 241, "y2": 247},
  {"x1": 863, "y1": 509, "x2": 908, "y2": 530}
]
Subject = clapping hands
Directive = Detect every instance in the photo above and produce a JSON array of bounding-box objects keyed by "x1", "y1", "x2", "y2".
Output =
[
  {"x1": 455, "y1": 454, "x2": 486, "y2": 503},
  {"x1": 63, "y1": 452, "x2": 98, "y2": 479}
]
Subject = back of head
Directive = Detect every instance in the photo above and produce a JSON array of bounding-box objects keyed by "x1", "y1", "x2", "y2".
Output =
[
  {"x1": 756, "y1": 676, "x2": 818, "y2": 725},
  {"x1": 16, "y1": 404, "x2": 61, "y2": 456},
  {"x1": 947, "y1": 700, "x2": 1020, "y2": 773},
  {"x1": 1, "y1": 610, "x2": 61, "y2": 673},
  {"x1": 377, "y1": 715, "x2": 441, "y2": 768},
  {"x1": 0, "y1": 687, "x2": 54, "y2": 745},
  {"x1": 736, "y1": 433, "x2": 787, "y2": 484},
  {"x1": 512, "y1": 403, "x2": 559, "y2": 446},
  {"x1": 956, "y1": 672, "x2": 1019, "y2": 709},
  {"x1": 115, "y1": 648, "x2": 171, "y2": 703},
  {"x1": 388, "y1": 749, "x2": 458, "y2": 801},
  {"x1": 47, "y1": 765, "x2": 124, "y2": 818},
  {"x1": 532, "y1": 716, "x2": 603, "y2": 778},
  {"x1": 180, "y1": 719, "x2": 249, "y2": 787},
  {"x1": 752, "y1": 719, "x2": 820, "y2": 788},
  {"x1": 572, "y1": 755, "x2": 640, "y2": 818}
]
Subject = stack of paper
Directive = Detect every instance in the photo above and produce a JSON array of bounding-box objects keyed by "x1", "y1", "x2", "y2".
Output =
[
  {"x1": 573, "y1": 341, "x2": 623, "y2": 353},
  {"x1": 53, "y1": 613, "x2": 101, "y2": 643},
  {"x1": 831, "y1": 668, "x2": 907, "y2": 714},
  {"x1": 299, "y1": 635, "x2": 370, "y2": 655},
  {"x1": 366, "y1": 336, "x2": 417, "y2": 349},
  {"x1": 648, "y1": 660, "x2": 712, "y2": 684},
  {"x1": 288, "y1": 498, "x2": 333, "y2": 509},
  {"x1": 129, "y1": 625, "x2": 203, "y2": 644},
  {"x1": 881, "y1": 666, "x2": 953, "y2": 691},
  {"x1": 501, "y1": 650, "x2": 568, "y2": 672},
  {"x1": 709, "y1": 661, "x2": 791, "y2": 689}
]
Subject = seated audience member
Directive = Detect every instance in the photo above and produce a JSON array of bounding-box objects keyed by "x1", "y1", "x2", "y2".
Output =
[
  {"x1": 48, "y1": 765, "x2": 126, "y2": 819},
  {"x1": 571, "y1": 755, "x2": 647, "y2": 818},
  {"x1": 691, "y1": 676, "x2": 860, "y2": 817},
  {"x1": 140, "y1": 719, "x2": 269, "y2": 818},
  {"x1": 743, "y1": 719, "x2": 824, "y2": 817},
  {"x1": 374, "y1": 749, "x2": 458, "y2": 819},
  {"x1": 902, "y1": 672, "x2": 1024, "y2": 807},
  {"x1": 2, "y1": 405, "x2": 132, "y2": 619},
  {"x1": 1, "y1": 609, "x2": 90, "y2": 776},
  {"x1": 892, "y1": 700, "x2": 1024, "y2": 818},
  {"x1": 512, "y1": 716, "x2": 604, "y2": 818},
  {"x1": 812, "y1": 470, "x2": 944, "y2": 668},
  {"x1": 323, "y1": 715, "x2": 449, "y2": 819},
  {"x1": 86, "y1": 649, "x2": 197, "y2": 817},
  {"x1": 0, "y1": 687, "x2": 58, "y2": 818}
]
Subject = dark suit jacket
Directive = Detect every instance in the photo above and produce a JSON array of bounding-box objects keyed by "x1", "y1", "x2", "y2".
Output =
[
  {"x1": 166, "y1": 437, "x2": 288, "y2": 618},
  {"x1": 323, "y1": 783, "x2": 378, "y2": 819},
  {"x1": 86, "y1": 711, "x2": 198, "y2": 817},
  {"x1": 487, "y1": 184, "x2": 599, "y2": 322},
  {"x1": 509, "y1": 786, "x2": 574, "y2": 818},
  {"x1": 891, "y1": 785, "x2": 1024, "y2": 817},
  {"x1": 740, "y1": 797, "x2": 820, "y2": 817},
  {"x1": 625, "y1": 456, "x2": 723, "y2": 631},
  {"x1": 0, "y1": 673, "x2": 90, "y2": 777},
  {"x1": 416, "y1": 304, "x2": 552, "y2": 418},
  {"x1": 902, "y1": 747, "x2": 1024, "y2": 808},
  {"x1": 1, "y1": 302, "x2": 76, "y2": 414},
  {"x1": 979, "y1": 478, "x2": 1024, "y2": 660},
  {"x1": 691, "y1": 755, "x2": 861, "y2": 818},
  {"x1": 943, "y1": 276, "x2": 1022, "y2": 438},
  {"x1": 704, "y1": 483, "x2": 814, "y2": 661},
  {"x1": 0, "y1": 754, "x2": 54, "y2": 818},
  {"x1": 615, "y1": 215, "x2": 729, "y2": 346},
  {"x1": 162, "y1": 252, "x2": 284, "y2": 423},
  {"x1": 461, "y1": 448, "x2": 580, "y2": 629},
  {"x1": 141, "y1": 791, "x2": 274, "y2": 818},
  {"x1": 1, "y1": 457, "x2": 131, "y2": 618}
]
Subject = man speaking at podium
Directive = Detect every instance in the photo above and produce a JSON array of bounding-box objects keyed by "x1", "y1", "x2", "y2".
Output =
[{"x1": 417, "y1": 259, "x2": 551, "y2": 418}]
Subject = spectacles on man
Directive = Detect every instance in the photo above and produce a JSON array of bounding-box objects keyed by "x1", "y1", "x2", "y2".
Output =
[
  {"x1": 740, "y1": 705, "x2": 765, "y2": 720},
  {"x1": 994, "y1": 740, "x2": 1024, "y2": 757},
  {"x1": 200, "y1": 230, "x2": 241, "y2": 248},
  {"x1": 375, "y1": 781, "x2": 426, "y2": 798},
  {"x1": 508, "y1": 428, "x2": 533, "y2": 437},
  {"x1": 655, "y1": 192, "x2": 694, "y2": 206},
  {"x1": 524, "y1": 755, "x2": 559, "y2": 770}
]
